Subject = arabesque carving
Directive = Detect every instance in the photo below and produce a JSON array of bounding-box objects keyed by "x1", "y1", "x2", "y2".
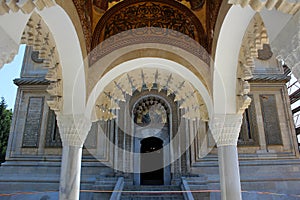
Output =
[
  {"x1": 236, "y1": 14, "x2": 269, "y2": 114},
  {"x1": 21, "y1": 12, "x2": 63, "y2": 113},
  {"x1": 91, "y1": 0, "x2": 207, "y2": 53},
  {"x1": 95, "y1": 68, "x2": 209, "y2": 121},
  {"x1": 209, "y1": 114, "x2": 243, "y2": 146},
  {"x1": 56, "y1": 114, "x2": 92, "y2": 147},
  {"x1": 228, "y1": 0, "x2": 300, "y2": 15},
  {"x1": 0, "y1": 0, "x2": 55, "y2": 15}
]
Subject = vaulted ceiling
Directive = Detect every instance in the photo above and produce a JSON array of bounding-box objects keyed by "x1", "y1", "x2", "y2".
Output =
[{"x1": 72, "y1": 0, "x2": 223, "y2": 58}]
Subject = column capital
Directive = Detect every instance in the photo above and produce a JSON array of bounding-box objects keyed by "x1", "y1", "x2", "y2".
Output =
[
  {"x1": 56, "y1": 114, "x2": 92, "y2": 147},
  {"x1": 209, "y1": 114, "x2": 243, "y2": 147}
]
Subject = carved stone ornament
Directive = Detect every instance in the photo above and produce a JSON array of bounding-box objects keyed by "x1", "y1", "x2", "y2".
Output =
[
  {"x1": 0, "y1": 27, "x2": 18, "y2": 68},
  {"x1": 228, "y1": 0, "x2": 300, "y2": 15},
  {"x1": 95, "y1": 68, "x2": 209, "y2": 121},
  {"x1": 93, "y1": 0, "x2": 205, "y2": 12},
  {"x1": 0, "y1": 0, "x2": 55, "y2": 15},
  {"x1": 272, "y1": 12, "x2": 300, "y2": 81},
  {"x1": 209, "y1": 114, "x2": 243, "y2": 146},
  {"x1": 21, "y1": 12, "x2": 63, "y2": 113},
  {"x1": 91, "y1": 0, "x2": 207, "y2": 58},
  {"x1": 56, "y1": 114, "x2": 92, "y2": 147},
  {"x1": 236, "y1": 13, "x2": 269, "y2": 114}
]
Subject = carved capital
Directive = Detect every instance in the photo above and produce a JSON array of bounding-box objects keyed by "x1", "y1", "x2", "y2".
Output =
[
  {"x1": 228, "y1": 0, "x2": 300, "y2": 15},
  {"x1": 209, "y1": 114, "x2": 243, "y2": 147},
  {"x1": 0, "y1": 27, "x2": 18, "y2": 68},
  {"x1": 56, "y1": 114, "x2": 92, "y2": 147}
]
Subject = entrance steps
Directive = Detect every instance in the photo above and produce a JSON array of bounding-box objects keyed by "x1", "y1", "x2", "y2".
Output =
[
  {"x1": 182, "y1": 176, "x2": 210, "y2": 200},
  {"x1": 92, "y1": 176, "x2": 120, "y2": 200},
  {"x1": 120, "y1": 185, "x2": 184, "y2": 200}
]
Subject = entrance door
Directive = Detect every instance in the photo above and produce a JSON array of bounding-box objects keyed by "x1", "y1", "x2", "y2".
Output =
[{"x1": 140, "y1": 137, "x2": 164, "y2": 185}]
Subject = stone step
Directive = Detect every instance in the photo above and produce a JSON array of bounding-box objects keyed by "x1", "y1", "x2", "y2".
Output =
[
  {"x1": 124, "y1": 185, "x2": 181, "y2": 191},
  {"x1": 121, "y1": 185, "x2": 184, "y2": 200}
]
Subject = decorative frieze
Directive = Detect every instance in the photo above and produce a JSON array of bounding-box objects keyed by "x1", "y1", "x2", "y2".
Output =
[
  {"x1": 0, "y1": 0, "x2": 55, "y2": 15},
  {"x1": 228, "y1": 0, "x2": 300, "y2": 15},
  {"x1": 21, "y1": 12, "x2": 63, "y2": 113},
  {"x1": 56, "y1": 114, "x2": 92, "y2": 147},
  {"x1": 209, "y1": 114, "x2": 243, "y2": 146}
]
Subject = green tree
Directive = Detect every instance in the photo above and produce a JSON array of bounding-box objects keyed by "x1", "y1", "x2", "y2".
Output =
[{"x1": 0, "y1": 97, "x2": 12, "y2": 163}]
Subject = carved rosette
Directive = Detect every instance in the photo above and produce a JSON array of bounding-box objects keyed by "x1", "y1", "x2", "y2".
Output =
[
  {"x1": 209, "y1": 114, "x2": 243, "y2": 147},
  {"x1": 0, "y1": 0, "x2": 55, "y2": 15},
  {"x1": 56, "y1": 114, "x2": 92, "y2": 147},
  {"x1": 21, "y1": 12, "x2": 63, "y2": 113},
  {"x1": 237, "y1": 14, "x2": 269, "y2": 114},
  {"x1": 228, "y1": 0, "x2": 300, "y2": 15}
]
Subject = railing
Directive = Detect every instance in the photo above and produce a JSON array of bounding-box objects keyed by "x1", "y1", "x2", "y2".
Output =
[
  {"x1": 109, "y1": 177, "x2": 124, "y2": 200},
  {"x1": 181, "y1": 177, "x2": 194, "y2": 200}
]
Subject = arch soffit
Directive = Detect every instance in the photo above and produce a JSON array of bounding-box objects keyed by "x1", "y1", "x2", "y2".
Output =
[
  {"x1": 213, "y1": 3, "x2": 294, "y2": 115},
  {"x1": 91, "y1": 0, "x2": 207, "y2": 51},
  {"x1": 86, "y1": 57, "x2": 213, "y2": 121},
  {"x1": 87, "y1": 43, "x2": 212, "y2": 98},
  {"x1": 37, "y1": 6, "x2": 87, "y2": 114},
  {"x1": 213, "y1": 5, "x2": 256, "y2": 114},
  {"x1": 0, "y1": 5, "x2": 87, "y2": 115},
  {"x1": 55, "y1": 0, "x2": 88, "y2": 61}
]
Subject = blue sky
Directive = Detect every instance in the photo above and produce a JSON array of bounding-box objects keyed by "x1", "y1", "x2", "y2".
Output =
[{"x1": 0, "y1": 45, "x2": 25, "y2": 110}]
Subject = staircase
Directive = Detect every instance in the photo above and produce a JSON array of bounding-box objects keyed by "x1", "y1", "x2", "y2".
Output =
[
  {"x1": 120, "y1": 185, "x2": 185, "y2": 200},
  {"x1": 92, "y1": 177, "x2": 119, "y2": 200},
  {"x1": 182, "y1": 176, "x2": 210, "y2": 200}
]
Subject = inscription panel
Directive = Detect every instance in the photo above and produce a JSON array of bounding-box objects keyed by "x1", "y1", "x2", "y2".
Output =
[
  {"x1": 260, "y1": 94, "x2": 282, "y2": 145},
  {"x1": 22, "y1": 97, "x2": 44, "y2": 147}
]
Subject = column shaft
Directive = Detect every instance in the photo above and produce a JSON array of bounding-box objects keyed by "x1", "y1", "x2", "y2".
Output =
[
  {"x1": 59, "y1": 145, "x2": 83, "y2": 200},
  {"x1": 218, "y1": 145, "x2": 242, "y2": 200},
  {"x1": 211, "y1": 114, "x2": 243, "y2": 200}
]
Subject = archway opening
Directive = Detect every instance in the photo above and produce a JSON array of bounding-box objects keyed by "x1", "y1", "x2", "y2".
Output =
[{"x1": 140, "y1": 137, "x2": 164, "y2": 185}]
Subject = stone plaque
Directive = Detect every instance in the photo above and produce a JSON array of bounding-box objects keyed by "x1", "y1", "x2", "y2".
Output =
[
  {"x1": 260, "y1": 94, "x2": 282, "y2": 145},
  {"x1": 22, "y1": 97, "x2": 44, "y2": 147}
]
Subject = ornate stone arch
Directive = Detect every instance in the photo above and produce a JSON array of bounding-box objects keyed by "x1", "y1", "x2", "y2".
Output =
[
  {"x1": 20, "y1": 12, "x2": 63, "y2": 113},
  {"x1": 236, "y1": 13, "x2": 270, "y2": 114}
]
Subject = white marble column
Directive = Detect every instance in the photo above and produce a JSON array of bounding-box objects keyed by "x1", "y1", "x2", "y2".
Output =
[
  {"x1": 56, "y1": 114, "x2": 92, "y2": 200},
  {"x1": 210, "y1": 114, "x2": 243, "y2": 200}
]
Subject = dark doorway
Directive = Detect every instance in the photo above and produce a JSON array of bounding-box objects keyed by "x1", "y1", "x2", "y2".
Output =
[{"x1": 140, "y1": 137, "x2": 164, "y2": 185}]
